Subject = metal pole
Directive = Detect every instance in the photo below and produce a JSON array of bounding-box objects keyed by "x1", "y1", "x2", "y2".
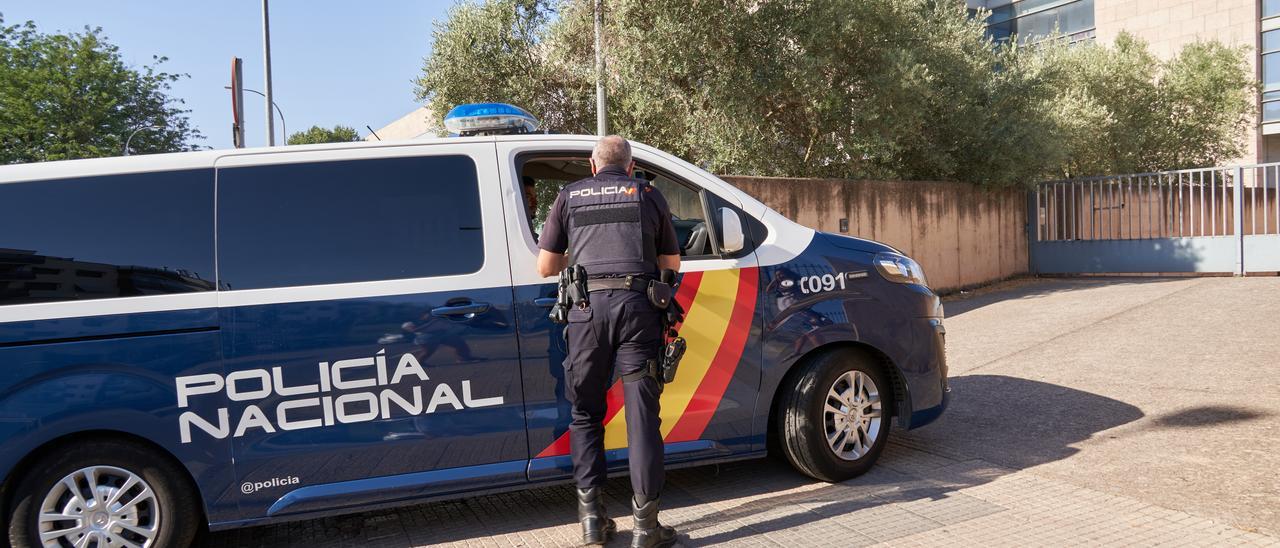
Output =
[
  {"x1": 1253, "y1": 166, "x2": 1258, "y2": 235},
  {"x1": 1070, "y1": 180, "x2": 1076, "y2": 239},
  {"x1": 593, "y1": 0, "x2": 607, "y2": 136},
  {"x1": 1157, "y1": 175, "x2": 1164, "y2": 238},
  {"x1": 1028, "y1": 188, "x2": 1039, "y2": 274},
  {"x1": 1233, "y1": 166, "x2": 1245, "y2": 275},
  {"x1": 262, "y1": 0, "x2": 276, "y2": 146},
  {"x1": 1211, "y1": 170, "x2": 1218, "y2": 236},
  {"x1": 1091, "y1": 181, "x2": 1096, "y2": 240}
]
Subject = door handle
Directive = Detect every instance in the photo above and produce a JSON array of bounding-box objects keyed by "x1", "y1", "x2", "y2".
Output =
[
  {"x1": 533, "y1": 297, "x2": 557, "y2": 308},
  {"x1": 430, "y1": 302, "x2": 491, "y2": 318}
]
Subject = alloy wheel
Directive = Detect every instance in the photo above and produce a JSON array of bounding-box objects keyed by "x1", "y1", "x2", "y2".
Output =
[
  {"x1": 823, "y1": 370, "x2": 884, "y2": 461},
  {"x1": 36, "y1": 465, "x2": 160, "y2": 548}
]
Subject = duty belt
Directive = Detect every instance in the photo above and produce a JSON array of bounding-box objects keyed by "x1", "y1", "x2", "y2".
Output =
[{"x1": 586, "y1": 276, "x2": 650, "y2": 293}]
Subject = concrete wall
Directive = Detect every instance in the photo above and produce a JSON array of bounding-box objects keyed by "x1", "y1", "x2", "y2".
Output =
[{"x1": 721, "y1": 176, "x2": 1029, "y2": 293}]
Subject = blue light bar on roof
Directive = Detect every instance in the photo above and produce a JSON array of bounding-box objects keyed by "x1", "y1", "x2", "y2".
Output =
[{"x1": 443, "y1": 103, "x2": 540, "y2": 136}]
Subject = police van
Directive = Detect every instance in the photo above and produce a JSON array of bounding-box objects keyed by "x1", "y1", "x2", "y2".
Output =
[{"x1": 0, "y1": 105, "x2": 948, "y2": 547}]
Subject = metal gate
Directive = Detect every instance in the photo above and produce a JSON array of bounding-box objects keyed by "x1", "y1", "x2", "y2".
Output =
[{"x1": 1029, "y1": 164, "x2": 1280, "y2": 274}]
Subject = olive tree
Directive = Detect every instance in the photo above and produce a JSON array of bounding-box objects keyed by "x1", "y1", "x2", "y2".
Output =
[
  {"x1": 415, "y1": 1, "x2": 1255, "y2": 186},
  {"x1": 1031, "y1": 32, "x2": 1255, "y2": 179}
]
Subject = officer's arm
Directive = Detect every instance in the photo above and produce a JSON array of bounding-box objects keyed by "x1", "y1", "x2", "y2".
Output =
[
  {"x1": 538, "y1": 250, "x2": 567, "y2": 278},
  {"x1": 537, "y1": 191, "x2": 570, "y2": 278},
  {"x1": 658, "y1": 254, "x2": 680, "y2": 273}
]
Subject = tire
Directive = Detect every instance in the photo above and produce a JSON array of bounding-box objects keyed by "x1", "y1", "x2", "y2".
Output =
[
  {"x1": 7, "y1": 438, "x2": 200, "y2": 548},
  {"x1": 777, "y1": 349, "x2": 893, "y2": 482}
]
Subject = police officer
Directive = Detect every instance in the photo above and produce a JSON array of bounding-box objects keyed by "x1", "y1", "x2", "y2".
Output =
[{"x1": 537, "y1": 135, "x2": 681, "y2": 547}]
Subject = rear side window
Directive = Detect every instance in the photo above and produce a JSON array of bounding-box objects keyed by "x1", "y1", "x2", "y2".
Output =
[
  {"x1": 216, "y1": 155, "x2": 483, "y2": 290},
  {"x1": 0, "y1": 170, "x2": 215, "y2": 306}
]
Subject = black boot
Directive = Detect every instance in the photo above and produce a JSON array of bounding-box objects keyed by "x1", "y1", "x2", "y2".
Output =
[
  {"x1": 630, "y1": 495, "x2": 677, "y2": 548},
  {"x1": 577, "y1": 486, "x2": 616, "y2": 545}
]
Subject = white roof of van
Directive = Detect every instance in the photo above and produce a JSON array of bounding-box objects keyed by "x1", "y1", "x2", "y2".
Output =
[{"x1": 0, "y1": 134, "x2": 608, "y2": 184}]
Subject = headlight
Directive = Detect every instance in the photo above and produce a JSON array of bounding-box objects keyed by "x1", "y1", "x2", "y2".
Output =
[{"x1": 873, "y1": 253, "x2": 928, "y2": 286}]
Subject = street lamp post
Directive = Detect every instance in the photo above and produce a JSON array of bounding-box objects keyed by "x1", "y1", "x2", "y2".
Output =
[
  {"x1": 225, "y1": 86, "x2": 286, "y2": 144},
  {"x1": 594, "y1": 0, "x2": 607, "y2": 136},
  {"x1": 123, "y1": 125, "x2": 161, "y2": 156},
  {"x1": 262, "y1": 0, "x2": 276, "y2": 146}
]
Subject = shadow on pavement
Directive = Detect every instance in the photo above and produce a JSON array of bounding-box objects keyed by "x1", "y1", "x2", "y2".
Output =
[
  {"x1": 1151, "y1": 405, "x2": 1272, "y2": 428},
  {"x1": 944, "y1": 277, "x2": 1188, "y2": 318},
  {"x1": 667, "y1": 374, "x2": 1145, "y2": 545},
  {"x1": 203, "y1": 375, "x2": 1143, "y2": 546},
  {"x1": 895, "y1": 374, "x2": 1144, "y2": 470}
]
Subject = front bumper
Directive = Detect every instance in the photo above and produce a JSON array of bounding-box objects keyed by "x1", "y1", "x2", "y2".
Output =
[{"x1": 903, "y1": 316, "x2": 949, "y2": 429}]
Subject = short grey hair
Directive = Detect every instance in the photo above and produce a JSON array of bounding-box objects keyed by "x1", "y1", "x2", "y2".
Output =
[{"x1": 592, "y1": 135, "x2": 632, "y2": 169}]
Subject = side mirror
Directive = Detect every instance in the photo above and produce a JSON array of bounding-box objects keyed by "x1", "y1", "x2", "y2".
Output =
[{"x1": 719, "y1": 207, "x2": 745, "y2": 254}]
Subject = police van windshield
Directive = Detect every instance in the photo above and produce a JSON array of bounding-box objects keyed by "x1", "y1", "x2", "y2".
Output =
[{"x1": 518, "y1": 156, "x2": 715, "y2": 257}]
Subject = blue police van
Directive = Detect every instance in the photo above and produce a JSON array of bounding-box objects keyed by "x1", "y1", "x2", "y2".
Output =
[{"x1": 0, "y1": 109, "x2": 947, "y2": 547}]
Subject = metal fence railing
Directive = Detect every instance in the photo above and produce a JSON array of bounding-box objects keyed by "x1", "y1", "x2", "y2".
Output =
[{"x1": 1034, "y1": 164, "x2": 1280, "y2": 243}]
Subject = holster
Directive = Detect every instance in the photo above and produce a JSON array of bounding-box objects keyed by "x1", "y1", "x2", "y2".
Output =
[
  {"x1": 661, "y1": 337, "x2": 686, "y2": 384},
  {"x1": 656, "y1": 269, "x2": 686, "y2": 385},
  {"x1": 550, "y1": 273, "x2": 570, "y2": 325},
  {"x1": 549, "y1": 265, "x2": 590, "y2": 324}
]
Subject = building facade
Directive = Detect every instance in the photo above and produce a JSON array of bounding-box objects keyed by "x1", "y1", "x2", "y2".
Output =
[
  {"x1": 364, "y1": 105, "x2": 439, "y2": 141},
  {"x1": 969, "y1": 0, "x2": 1277, "y2": 164}
]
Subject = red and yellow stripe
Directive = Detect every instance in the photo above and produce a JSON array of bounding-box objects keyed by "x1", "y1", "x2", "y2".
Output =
[{"x1": 536, "y1": 267, "x2": 759, "y2": 457}]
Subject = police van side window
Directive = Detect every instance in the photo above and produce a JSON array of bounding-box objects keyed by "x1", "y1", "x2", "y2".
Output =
[
  {"x1": 517, "y1": 154, "x2": 722, "y2": 259},
  {"x1": 638, "y1": 171, "x2": 715, "y2": 259},
  {"x1": 216, "y1": 155, "x2": 483, "y2": 290},
  {"x1": 0, "y1": 170, "x2": 216, "y2": 306}
]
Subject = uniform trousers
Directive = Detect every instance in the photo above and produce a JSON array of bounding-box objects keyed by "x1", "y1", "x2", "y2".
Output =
[{"x1": 564, "y1": 288, "x2": 665, "y2": 498}]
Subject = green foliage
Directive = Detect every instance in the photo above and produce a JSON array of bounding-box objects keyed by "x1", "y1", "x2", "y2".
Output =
[
  {"x1": 0, "y1": 15, "x2": 200, "y2": 164},
  {"x1": 416, "y1": 1, "x2": 1256, "y2": 186},
  {"x1": 415, "y1": 0, "x2": 595, "y2": 134},
  {"x1": 286, "y1": 125, "x2": 363, "y2": 145},
  {"x1": 1143, "y1": 38, "x2": 1255, "y2": 171},
  {"x1": 1032, "y1": 33, "x2": 1256, "y2": 179}
]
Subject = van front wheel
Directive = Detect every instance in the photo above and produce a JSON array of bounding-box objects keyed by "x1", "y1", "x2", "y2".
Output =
[
  {"x1": 778, "y1": 349, "x2": 892, "y2": 482},
  {"x1": 7, "y1": 439, "x2": 199, "y2": 548}
]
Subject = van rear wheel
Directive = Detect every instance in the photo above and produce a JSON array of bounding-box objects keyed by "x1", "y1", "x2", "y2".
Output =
[
  {"x1": 777, "y1": 349, "x2": 892, "y2": 482},
  {"x1": 7, "y1": 439, "x2": 199, "y2": 548}
]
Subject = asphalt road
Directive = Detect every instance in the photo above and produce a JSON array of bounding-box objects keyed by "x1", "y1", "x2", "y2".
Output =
[{"x1": 202, "y1": 276, "x2": 1280, "y2": 546}]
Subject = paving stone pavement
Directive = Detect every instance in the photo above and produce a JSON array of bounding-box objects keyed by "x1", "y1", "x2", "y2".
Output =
[
  {"x1": 202, "y1": 277, "x2": 1280, "y2": 547},
  {"x1": 201, "y1": 448, "x2": 1279, "y2": 547}
]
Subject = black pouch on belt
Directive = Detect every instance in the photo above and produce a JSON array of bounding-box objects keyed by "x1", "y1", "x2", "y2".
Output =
[{"x1": 646, "y1": 280, "x2": 674, "y2": 310}]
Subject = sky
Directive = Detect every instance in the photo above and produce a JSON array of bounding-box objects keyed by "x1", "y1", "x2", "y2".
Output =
[{"x1": 0, "y1": 1, "x2": 456, "y2": 149}]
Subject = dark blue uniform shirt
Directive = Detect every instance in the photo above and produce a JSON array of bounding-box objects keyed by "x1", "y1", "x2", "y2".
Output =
[{"x1": 538, "y1": 166, "x2": 681, "y2": 267}]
